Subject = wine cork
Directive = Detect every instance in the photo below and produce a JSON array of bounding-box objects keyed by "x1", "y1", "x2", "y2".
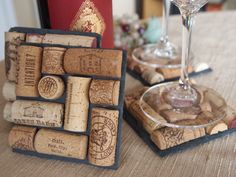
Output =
[
  {"x1": 204, "y1": 90, "x2": 226, "y2": 110},
  {"x1": 38, "y1": 76, "x2": 65, "y2": 100},
  {"x1": 42, "y1": 33, "x2": 97, "y2": 47},
  {"x1": 9, "y1": 125, "x2": 37, "y2": 151},
  {"x1": 129, "y1": 101, "x2": 166, "y2": 134},
  {"x1": 156, "y1": 66, "x2": 193, "y2": 79},
  {"x1": 25, "y1": 33, "x2": 44, "y2": 43},
  {"x1": 64, "y1": 76, "x2": 91, "y2": 132},
  {"x1": 9, "y1": 100, "x2": 63, "y2": 127},
  {"x1": 151, "y1": 126, "x2": 205, "y2": 150},
  {"x1": 205, "y1": 121, "x2": 228, "y2": 135},
  {"x1": 141, "y1": 70, "x2": 164, "y2": 85},
  {"x1": 16, "y1": 45, "x2": 43, "y2": 97},
  {"x1": 64, "y1": 48, "x2": 123, "y2": 78},
  {"x1": 2, "y1": 81, "x2": 16, "y2": 101},
  {"x1": 3, "y1": 102, "x2": 13, "y2": 122},
  {"x1": 125, "y1": 86, "x2": 149, "y2": 108},
  {"x1": 223, "y1": 106, "x2": 236, "y2": 128},
  {"x1": 88, "y1": 108, "x2": 119, "y2": 167},
  {"x1": 5, "y1": 32, "x2": 25, "y2": 82},
  {"x1": 160, "y1": 108, "x2": 201, "y2": 123},
  {"x1": 89, "y1": 79, "x2": 120, "y2": 106},
  {"x1": 133, "y1": 64, "x2": 148, "y2": 74},
  {"x1": 34, "y1": 129, "x2": 88, "y2": 159},
  {"x1": 41, "y1": 47, "x2": 66, "y2": 74}
]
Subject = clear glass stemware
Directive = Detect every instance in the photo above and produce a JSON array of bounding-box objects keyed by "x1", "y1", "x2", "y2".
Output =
[
  {"x1": 132, "y1": 0, "x2": 182, "y2": 68},
  {"x1": 139, "y1": 0, "x2": 227, "y2": 128}
]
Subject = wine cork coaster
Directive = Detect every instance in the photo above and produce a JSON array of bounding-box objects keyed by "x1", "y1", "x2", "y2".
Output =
[
  {"x1": 38, "y1": 76, "x2": 65, "y2": 100},
  {"x1": 64, "y1": 76, "x2": 91, "y2": 132},
  {"x1": 88, "y1": 108, "x2": 119, "y2": 167},
  {"x1": 16, "y1": 45, "x2": 42, "y2": 97},
  {"x1": 89, "y1": 79, "x2": 120, "y2": 106},
  {"x1": 64, "y1": 48, "x2": 123, "y2": 78},
  {"x1": 10, "y1": 100, "x2": 63, "y2": 127},
  {"x1": 9, "y1": 125, "x2": 37, "y2": 151},
  {"x1": 34, "y1": 129, "x2": 88, "y2": 159},
  {"x1": 5, "y1": 32, "x2": 26, "y2": 82},
  {"x1": 42, "y1": 47, "x2": 66, "y2": 74},
  {"x1": 25, "y1": 34, "x2": 44, "y2": 43}
]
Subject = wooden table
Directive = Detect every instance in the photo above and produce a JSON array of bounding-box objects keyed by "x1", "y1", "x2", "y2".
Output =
[{"x1": 1, "y1": 11, "x2": 236, "y2": 177}]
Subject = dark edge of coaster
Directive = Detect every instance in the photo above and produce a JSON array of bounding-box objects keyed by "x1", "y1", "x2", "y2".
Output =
[
  {"x1": 127, "y1": 68, "x2": 213, "y2": 86},
  {"x1": 10, "y1": 43, "x2": 127, "y2": 170},
  {"x1": 8, "y1": 27, "x2": 102, "y2": 48},
  {"x1": 12, "y1": 149, "x2": 116, "y2": 170},
  {"x1": 123, "y1": 107, "x2": 236, "y2": 157}
]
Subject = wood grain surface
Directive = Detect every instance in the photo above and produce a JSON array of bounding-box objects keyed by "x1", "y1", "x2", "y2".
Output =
[{"x1": 0, "y1": 11, "x2": 236, "y2": 177}]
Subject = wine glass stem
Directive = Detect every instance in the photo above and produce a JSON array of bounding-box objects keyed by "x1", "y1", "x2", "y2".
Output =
[
  {"x1": 161, "y1": 0, "x2": 171, "y2": 43},
  {"x1": 179, "y1": 13, "x2": 194, "y2": 89}
]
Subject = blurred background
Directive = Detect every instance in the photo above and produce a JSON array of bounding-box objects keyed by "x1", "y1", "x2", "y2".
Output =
[{"x1": 0, "y1": 0, "x2": 235, "y2": 59}]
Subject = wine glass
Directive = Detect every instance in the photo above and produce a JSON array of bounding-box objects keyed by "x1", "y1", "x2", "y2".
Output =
[
  {"x1": 139, "y1": 0, "x2": 227, "y2": 128},
  {"x1": 132, "y1": 0, "x2": 182, "y2": 68}
]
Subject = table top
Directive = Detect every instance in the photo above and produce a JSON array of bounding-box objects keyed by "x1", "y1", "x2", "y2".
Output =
[{"x1": 1, "y1": 11, "x2": 236, "y2": 177}]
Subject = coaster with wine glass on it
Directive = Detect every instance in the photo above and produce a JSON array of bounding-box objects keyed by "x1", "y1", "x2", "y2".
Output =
[
  {"x1": 124, "y1": 85, "x2": 236, "y2": 156},
  {"x1": 124, "y1": 0, "x2": 235, "y2": 156},
  {"x1": 127, "y1": 51, "x2": 212, "y2": 86}
]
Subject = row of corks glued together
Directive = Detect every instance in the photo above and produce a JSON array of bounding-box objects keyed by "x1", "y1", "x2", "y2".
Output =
[{"x1": 9, "y1": 106, "x2": 119, "y2": 167}]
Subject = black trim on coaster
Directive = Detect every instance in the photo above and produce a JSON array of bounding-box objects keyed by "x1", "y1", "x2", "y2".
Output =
[{"x1": 123, "y1": 107, "x2": 236, "y2": 157}]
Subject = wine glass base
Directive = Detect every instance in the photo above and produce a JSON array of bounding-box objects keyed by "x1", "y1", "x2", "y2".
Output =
[
  {"x1": 140, "y1": 82, "x2": 227, "y2": 129},
  {"x1": 132, "y1": 43, "x2": 182, "y2": 68}
]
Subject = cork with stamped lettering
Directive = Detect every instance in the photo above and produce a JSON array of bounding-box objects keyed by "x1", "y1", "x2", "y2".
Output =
[
  {"x1": 9, "y1": 125, "x2": 37, "y2": 151},
  {"x1": 42, "y1": 47, "x2": 66, "y2": 74},
  {"x1": 88, "y1": 108, "x2": 119, "y2": 166},
  {"x1": 34, "y1": 129, "x2": 88, "y2": 159},
  {"x1": 89, "y1": 79, "x2": 120, "y2": 106},
  {"x1": 38, "y1": 76, "x2": 65, "y2": 100},
  {"x1": 16, "y1": 45, "x2": 42, "y2": 97},
  {"x1": 63, "y1": 48, "x2": 123, "y2": 78},
  {"x1": 8, "y1": 100, "x2": 63, "y2": 127},
  {"x1": 5, "y1": 32, "x2": 25, "y2": 82}
]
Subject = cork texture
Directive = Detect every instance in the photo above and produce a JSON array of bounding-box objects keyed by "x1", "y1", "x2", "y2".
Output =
[
  {"x1": 63, "y1": 48, "x2": 122, "y2": 78},
  {"x1": 89, "y1": 80, "x2": 120, "y2": 106},
  {"x1": 129, "y1": 100, "x2": 166, "y2": 134},
  {"x1": 34, "y1": 129, "x2": 88, "y2": 159},
  {"x1": 38, "y1": 76, "x2": 65, "y2": 100},
  {"x1": 42, "y1": 33, "x2": 96, "y2": 47},
  {"x1": 25, "y1": 34, "x2": 44, "y2": 43},
  {"x1": 5, "y1": 32, "x2": 25, "y2": 82},
  {"x1": 41, "y1": 47, "x2": 66, "y2": 75},
  {"x1": 2, "y1": 81, "x2": 16, "y2": 101},
  {"x1": 88, "y1": 108, "x2": 119, "y2": 167},
  {"x1": 64, "y1": 76, "x2": 91, "y2": 132},
  {"x1": 16, "y1": 45, "x2": 42, "y2": 97},
  {"x1": 9, "y1": 125, "x2": 37, "y2": 151},
  {"x1": 11, "y1": 100, "x2": 63, "y2": 127},
  {"x1": 151, "y1": 126, "x2": 205, "y2": 150}
]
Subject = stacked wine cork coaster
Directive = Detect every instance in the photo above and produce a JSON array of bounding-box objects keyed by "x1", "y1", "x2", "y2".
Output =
[
  {"x1": 124, "y1": 86, "x2": 236, "y2": 156},
  {"x1": 3, "y1": 27, "x2": 126, "y2": 169},
  {"x1": 127, "y1": 52, "x2": 212, "y2": 86}
]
